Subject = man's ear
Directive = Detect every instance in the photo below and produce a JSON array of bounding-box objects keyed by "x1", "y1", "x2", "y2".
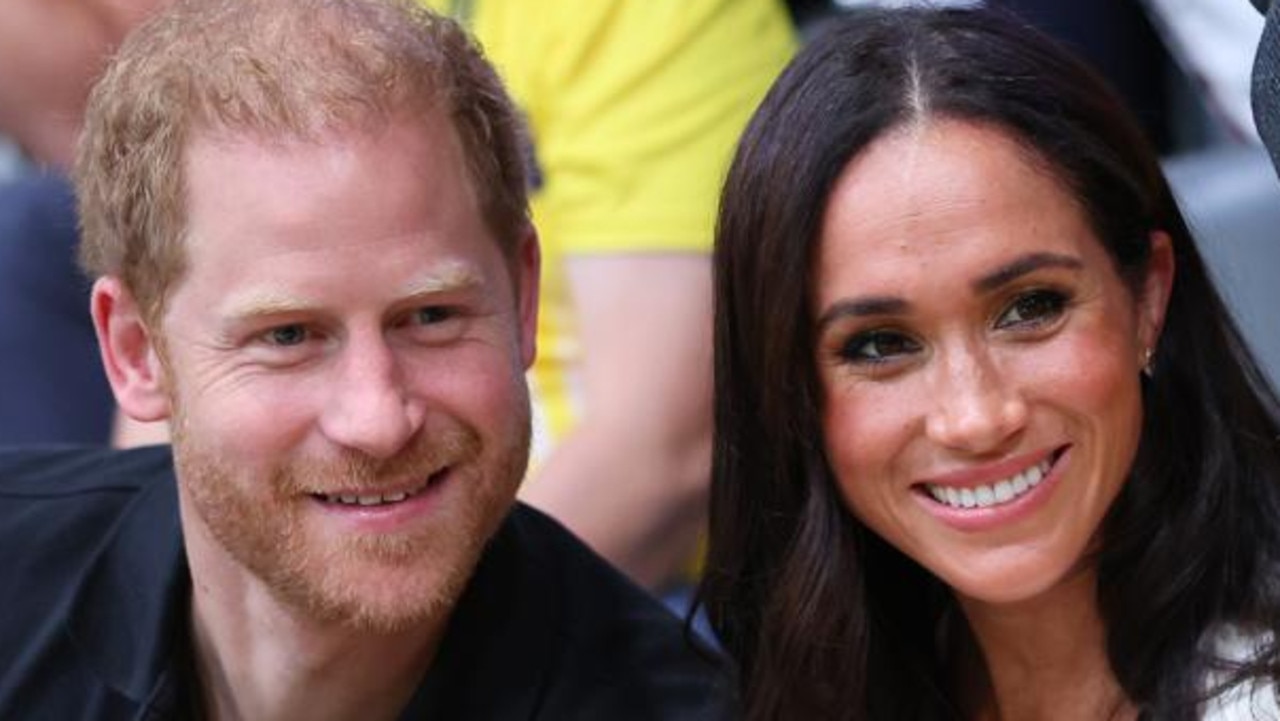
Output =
[
  {"x1": 1138, "y1": 231, "x2": 1176, "y2": 359},
  {"x1": 515, "y1": 226, "x2": 540, "y2": 370},
  {"x1": 90, "y1": 277, "x2": 172, "y2": 422}
]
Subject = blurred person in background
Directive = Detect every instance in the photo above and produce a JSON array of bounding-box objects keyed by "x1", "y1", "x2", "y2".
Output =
[{"x1": 0, "y1": 0, "x2": 169, "y2": 444}]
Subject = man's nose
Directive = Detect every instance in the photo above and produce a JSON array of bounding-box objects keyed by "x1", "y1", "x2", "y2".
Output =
[
  {"x1": 319, "y1": 333, "x2": 424, "y2": 459},
  {"x1": 924, "y1": 345, "x2": 1028, "y2": 454}
]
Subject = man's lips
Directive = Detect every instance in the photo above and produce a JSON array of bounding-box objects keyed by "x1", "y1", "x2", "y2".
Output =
[{"x1": 308, "y1": 467, "x2": 450, "y2": 508}]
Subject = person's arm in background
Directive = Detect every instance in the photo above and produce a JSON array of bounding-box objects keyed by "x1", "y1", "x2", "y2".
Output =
[
  {"x1": 0, "y1": 0, "x2": 167, "y2": 169},
  {"x1": 0, "y1": 1, "x2": 105, "y2": 169},
  {"x1": 525, "y1": 256, "x2": 713, "y2": 589},
  {"x1": 499, "y1": 0, "x2": 796, "y2": 590}
]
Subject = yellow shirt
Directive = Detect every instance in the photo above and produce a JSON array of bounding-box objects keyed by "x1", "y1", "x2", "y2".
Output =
[{"x1": 422, "y1": 0, "x2": 796, "y2": 461}]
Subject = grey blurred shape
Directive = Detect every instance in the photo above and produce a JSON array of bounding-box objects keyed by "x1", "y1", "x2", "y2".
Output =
[
  {"x1": 1164, "y1": 145, "x2": 1280, "y2": 390},
  {"x1": 1254, "y1": 0, "x2": 1280, "y2": 174}
]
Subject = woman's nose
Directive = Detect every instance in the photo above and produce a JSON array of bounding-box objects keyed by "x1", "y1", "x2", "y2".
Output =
[{"x1": 924, "y1": 346, "x2": 1028, "y2": 454}]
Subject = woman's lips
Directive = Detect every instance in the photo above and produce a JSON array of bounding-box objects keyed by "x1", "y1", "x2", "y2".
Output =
[{"x1": 913, "y1": 446, "x2": 1070, "y2": 532}]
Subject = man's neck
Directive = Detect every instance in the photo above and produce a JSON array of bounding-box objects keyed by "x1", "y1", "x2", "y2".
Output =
[
  {"x1": 180, "y1": 505, "x2": 448, "y2": 721},
  {"x1": 187, "y1": 571, "x2": 445, "y2": 721}
]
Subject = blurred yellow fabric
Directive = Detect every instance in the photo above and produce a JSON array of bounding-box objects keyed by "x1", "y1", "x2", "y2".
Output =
[{"x1": 421, "y1": 0, "x2": 795, "y2": 462}]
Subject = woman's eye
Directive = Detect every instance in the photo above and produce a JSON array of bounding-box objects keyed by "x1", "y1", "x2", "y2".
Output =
[
  {"x1": 265, "y1": 324, "x2": 309, "y2": 347},
  {"x1": 840, "y1": 330, "x2": 921, "y2": 364},
  {"x1": 996, "y1": 289, "x2": 1068, "y2": 330}
]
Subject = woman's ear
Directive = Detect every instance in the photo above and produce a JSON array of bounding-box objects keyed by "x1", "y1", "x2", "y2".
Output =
[
  {"x1": 1138, "y1": 231, "x2": 1176, "y2": 360},
  {"x1": 90, "y1": 277, "x2": 172, "y2": 423}
]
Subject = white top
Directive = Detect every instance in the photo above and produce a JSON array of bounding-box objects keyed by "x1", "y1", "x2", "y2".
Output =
[{"x1": 1203, "y1": 626, "x2": 1280, "y2": 720}]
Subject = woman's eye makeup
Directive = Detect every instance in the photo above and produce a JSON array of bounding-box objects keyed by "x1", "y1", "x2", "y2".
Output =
[
  {"x1": 839, "y1": 329, "x2": 922, "y2": 364},
  {"x1": 828, "y1": 287, "x2": 1073, "y2": 370},
  {"x1": 994, "y1": 288, "x2": 1071, "y2": 330}
]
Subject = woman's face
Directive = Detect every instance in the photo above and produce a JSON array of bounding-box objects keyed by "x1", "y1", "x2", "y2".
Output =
[{"x1": 813, "y1": 119, "x2": 1171, "y2": 608}]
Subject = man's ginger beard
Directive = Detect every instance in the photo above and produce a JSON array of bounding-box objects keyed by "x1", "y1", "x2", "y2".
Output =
[{"x1": 167, "y1": 377, "x2": 531, "y2": 633}]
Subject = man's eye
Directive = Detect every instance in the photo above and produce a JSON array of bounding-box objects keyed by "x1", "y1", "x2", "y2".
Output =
[
  {"x1": 840, "y1": 330, "x2": 920, "y2": 364},
  {"x1": 995, "y1": 289, "x2": 1069, "y2": 330},
  {"x1": 266, "y1": 324, "x2": 309, "y2": 346},
  {"x1": 414, "y1": 306, "x2": 454, "y2": 325}
]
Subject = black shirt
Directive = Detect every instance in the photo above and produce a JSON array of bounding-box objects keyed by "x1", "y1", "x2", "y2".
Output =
[{"x1": 0, "y1": 446, "x2": 729, "y2": 720}]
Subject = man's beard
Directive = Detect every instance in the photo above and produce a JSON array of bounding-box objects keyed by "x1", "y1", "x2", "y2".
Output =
[{"x1": 172, "y1": 410, "x2": 530, "y2": 634}]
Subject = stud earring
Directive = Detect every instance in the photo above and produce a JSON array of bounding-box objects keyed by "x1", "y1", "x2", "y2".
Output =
[{"x1": 1142, "y1": 347, "x2": 1155, "y2": 378}]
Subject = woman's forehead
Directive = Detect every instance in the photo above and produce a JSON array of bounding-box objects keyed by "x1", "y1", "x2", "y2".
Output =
[{"x1": 813, "y1": 119, "x2": 1106, "y2": 299}]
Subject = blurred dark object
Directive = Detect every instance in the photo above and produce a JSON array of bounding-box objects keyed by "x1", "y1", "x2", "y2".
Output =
[
  {"x1": 0, "y1": 171, "x2": 114, "y2": 445},
  {"x1": 988, "y1": 0, "x2": 1173, "y2": 151},
  {"x1": 1253, "y1": 0, "x2": 1280, "y2": 177},
  {"x1": 1164, "y1": 146, "x2": 1280, "y2": 390},
  {"x1": 785, "y1": 0, "x2": 834, "y2": 27}
]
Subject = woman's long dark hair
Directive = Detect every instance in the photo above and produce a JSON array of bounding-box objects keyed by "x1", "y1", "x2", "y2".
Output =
[{"x1": 699, "y1": 8, "x2": 1280, "y2": 720}]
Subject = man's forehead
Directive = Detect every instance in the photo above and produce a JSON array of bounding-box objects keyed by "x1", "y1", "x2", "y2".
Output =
[
  {"x1": 179, "y1": 109, "x2": 476, "y2": 231},
  {"x1": 184, "y1": 92, "x2": 452, "y2": 147},
  {"x1": 171, "y1": 107, "x2": 511, "y2": 290},
  {"x1": 184, "y1": 119, "x2": 395, "y2": 161}
]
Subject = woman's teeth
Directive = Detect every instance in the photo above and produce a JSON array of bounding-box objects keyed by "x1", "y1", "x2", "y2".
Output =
[{"x1": 925, "y1": 458, "x2": 1052, "y2": 510}]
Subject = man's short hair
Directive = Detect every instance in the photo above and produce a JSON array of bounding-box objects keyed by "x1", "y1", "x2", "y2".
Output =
[{"x1": 75, "y1": 0, "x2": 530, "y2": 325}]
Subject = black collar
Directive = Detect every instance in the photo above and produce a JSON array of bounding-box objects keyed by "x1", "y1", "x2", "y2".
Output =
[
  {"x1": 397, "y1": 507, "x2": 560, "y2": 718},
  {"x1": 64, "y1": 448, "x2": 189, "y2": 710}
]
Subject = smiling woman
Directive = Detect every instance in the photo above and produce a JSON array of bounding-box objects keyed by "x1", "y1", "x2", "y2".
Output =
[
  {"x1": 699, "y1": 7, "x2": 1280, "y2": 721},
  {"x1": 814, "y1": 119, "x2": 1167, "y2": 608}
]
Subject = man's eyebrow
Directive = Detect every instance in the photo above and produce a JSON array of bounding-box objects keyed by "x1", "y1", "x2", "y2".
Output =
[
  {"x1": 222, "y1": 292, "x2": 315, "y2": 321},
  {"x1": 397, "y1": 262, "x2": 483, "y2": 300},
  {"x1": 972, "y1": 252, "x2": 1083, "y2": 293},
  {"x1": 816, "y1": 296, "x2": 911, "y2": 333},
  {"x1": 222, "y1": 262, "x2": 483, "y2": 321}
]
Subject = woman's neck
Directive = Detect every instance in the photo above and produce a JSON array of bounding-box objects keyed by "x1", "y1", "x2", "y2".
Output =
[{"x1": 956, "y1": 569, "x2": 1137, "y2": 721}]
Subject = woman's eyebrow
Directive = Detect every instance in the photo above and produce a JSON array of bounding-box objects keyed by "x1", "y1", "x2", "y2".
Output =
[
  {"x1": 816, "y1": 296, "x2": 910, "y2": 333},
  {"x1": 815, "y1": 252, "x2": 1086, "y2": 332},
  {"x1": 971, "y1": 252, "x2": 1083, "y2": 293}
]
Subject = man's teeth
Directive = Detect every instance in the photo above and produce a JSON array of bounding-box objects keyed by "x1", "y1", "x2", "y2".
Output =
[
  {"x1": 926, "y1": 459, "x2": 1052, "y2": 510},
  {"x1": 323, "y1": 487, "x2": 420, "y2": 507}
]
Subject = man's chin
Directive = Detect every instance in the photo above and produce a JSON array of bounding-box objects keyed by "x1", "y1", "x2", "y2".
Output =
[
  {"x1": 258, "y1": 514, "x2": 493, "y2": 634},
  {"x1": 171, "y1": 407, "x2": 530, "y2": 634},
  {"x1": 297, "y1": 564, "x2": 474, "y2": 635}
]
